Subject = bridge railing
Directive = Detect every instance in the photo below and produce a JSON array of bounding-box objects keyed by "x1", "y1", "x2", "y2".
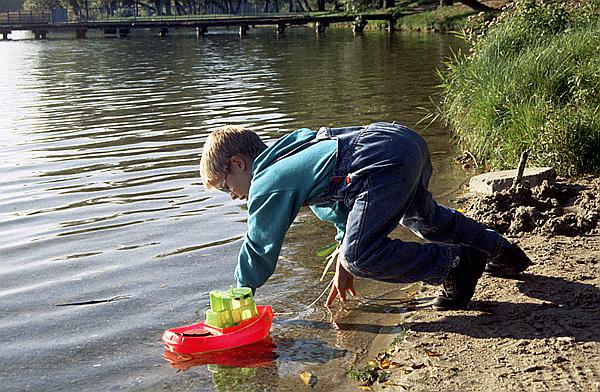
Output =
[
  {"x1": 80, "y1": 5, "x2": 315, "y2": 23},
  {"x1": 0, "y1": 6, "x2": 331, "y2": 26}
]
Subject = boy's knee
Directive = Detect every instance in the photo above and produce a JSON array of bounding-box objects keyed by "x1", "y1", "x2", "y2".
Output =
[{"x1": 340, "y1": 248, "x2": 376, "y2": 278}]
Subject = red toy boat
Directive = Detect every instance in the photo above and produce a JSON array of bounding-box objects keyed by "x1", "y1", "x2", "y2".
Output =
[{"x1": 162, "y1": 305, "x2": 274, "y2": 354}]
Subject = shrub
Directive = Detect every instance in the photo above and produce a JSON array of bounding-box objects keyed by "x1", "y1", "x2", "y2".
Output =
[{"x1": 439, "y1": 0, "x2": 600, "y2": 176}]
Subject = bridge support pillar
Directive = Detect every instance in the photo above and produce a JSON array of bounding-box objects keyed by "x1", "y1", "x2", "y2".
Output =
[
  {"x1": 353, "y1": 16, "x2": 367, "y2": 33},
  {"x1": 118, "y1": 28, "x2": 130, "y2": 37},
  {"x1": 239, "y1": 24, "x2": 249, "y2": 37},
  {"x1": 1, "y1": 30, "x2": 10, "y2": 40},
  {"x1": 76, "y1": 29, "x2": 87, "y2": 39},
  {"x1": 315, "y1": 21, "x2": 327, "y2": 34},
  {"x1": 33, "y1": 30, "x2": 48, "y2": 40},
  {"x1": 276, "y1": 23, "x2": 286, "y2": 35},
  {"x1": 387, "y1": 18, "x2": 397, "y2": 32},
  {"x1": 159, "y1": 28, "x2": 168, "y2": 38},
  {"x1": 196, "y1": 26, "x2": 208, "y2": 38}
]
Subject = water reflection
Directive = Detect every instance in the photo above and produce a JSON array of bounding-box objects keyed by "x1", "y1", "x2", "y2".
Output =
[
  {"x1": 164, "y1": 334, "x2": 348, "y2": 391},
  {"x1": 164, "y1": 337, "x2": 277, "y2": 370}
]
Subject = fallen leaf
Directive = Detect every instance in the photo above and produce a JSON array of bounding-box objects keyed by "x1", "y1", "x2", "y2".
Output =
[
  {"x1": 425, "y1": 349, "x2": 442, "y2": 357},
  {"x1": 377, "y1": 352, "x2": 390, "y2": 362},
  {"x1": 386, "y1": 346, "x2": 398, "y2": 355},
  {"x1": 380, "y1": 360, "x2": 391, "y2": 369},
  {"x1": 358, "y1": 387, "x2": 372, "y2": 391},
  {"x1": 300, "y1": 371, "x2": 318, "y2": 387}
]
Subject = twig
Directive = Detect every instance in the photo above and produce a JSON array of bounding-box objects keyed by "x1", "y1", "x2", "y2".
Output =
[
  {"x1": 512, "y1": 150, "x2": 529, "y2": 188},
  {"x1": 464, "y1": 149, "x2": 479, "y2": 168}
]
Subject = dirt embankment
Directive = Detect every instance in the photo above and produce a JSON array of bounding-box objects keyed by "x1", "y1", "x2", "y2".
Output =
[
  {"x1": 351, "y1": 177, "x2": 600, "y2": 392},
  {"x1": 464, "y1": 177, "x2": 600, "y2": 237}
]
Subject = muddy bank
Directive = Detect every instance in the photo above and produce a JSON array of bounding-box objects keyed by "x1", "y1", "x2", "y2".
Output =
[
  {"x1": 348, "y1": 176, "x2": 600, "y2": 391},
  {"x1": 463, "y1": 177, "x2": 600, "y2": 237}
]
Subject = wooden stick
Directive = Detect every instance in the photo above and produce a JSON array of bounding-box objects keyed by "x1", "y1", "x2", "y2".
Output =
[{"x1": 512, "y1": 150, "x2": 529, "y2": 188}]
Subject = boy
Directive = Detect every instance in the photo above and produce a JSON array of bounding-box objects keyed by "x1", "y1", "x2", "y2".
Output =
[{"x1": 200, "y1": 122, "x2": 531, "y2": 310}]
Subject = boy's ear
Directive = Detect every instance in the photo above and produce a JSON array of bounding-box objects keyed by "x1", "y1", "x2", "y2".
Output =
[{"x1": 230, "y1": 154, "x2": 249, "y2": 171}]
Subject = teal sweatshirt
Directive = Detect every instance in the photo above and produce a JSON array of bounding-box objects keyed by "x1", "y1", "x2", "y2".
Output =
[{"x1": 234, "y1": 129, "x2": 349, "y2": 291}]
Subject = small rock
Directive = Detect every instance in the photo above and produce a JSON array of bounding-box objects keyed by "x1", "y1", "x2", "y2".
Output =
[{"x1": 523, "y1": 365, "x2": 545, "y2": 372}]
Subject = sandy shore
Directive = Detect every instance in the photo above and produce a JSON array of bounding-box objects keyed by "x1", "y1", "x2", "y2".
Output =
[{"x1": 341, "y1": 177, "x2": 600, "y2": 391}]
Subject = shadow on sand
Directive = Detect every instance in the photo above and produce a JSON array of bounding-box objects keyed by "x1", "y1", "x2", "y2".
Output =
[{"x1": 408, "y1": 273, "x2": 600, "y2": 342}]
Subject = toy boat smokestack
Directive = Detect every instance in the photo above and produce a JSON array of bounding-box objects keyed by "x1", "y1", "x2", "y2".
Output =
[{"x1": 204, "y1": 287, "x2": 259, "y2": 329}]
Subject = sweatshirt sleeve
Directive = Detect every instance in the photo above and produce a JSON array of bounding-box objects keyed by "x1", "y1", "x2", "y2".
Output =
[{"x1": 235, "y1": 190, "x2": 303, "y2": 291}]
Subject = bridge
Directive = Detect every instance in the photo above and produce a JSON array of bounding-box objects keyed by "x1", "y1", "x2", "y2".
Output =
[{"x1": 0, "y1": 10, "x2": 403, "y2": 40}]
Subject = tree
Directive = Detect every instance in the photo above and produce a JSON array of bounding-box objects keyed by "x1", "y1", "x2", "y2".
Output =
[
  {"x1": 23, "y1": 0, "x2": 61, "y2": 11},
  {"x1": 458, "y1": 0, "x2": 495, "y2": 12},
  {"x1": 440, "y1": 0, "x2": 497, "y2": 12}
]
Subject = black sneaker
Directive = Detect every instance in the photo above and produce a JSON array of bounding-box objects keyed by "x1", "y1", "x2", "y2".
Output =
[
  {"x1": 485, "y1": 243, "x2": 532, "y2": 277},
  {"x1": 433, "y1": 246, "x2": 487, "y2": 310}
]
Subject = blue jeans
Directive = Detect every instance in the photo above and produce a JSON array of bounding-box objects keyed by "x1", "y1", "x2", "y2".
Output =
[{"x1": 318, "y1": 122, "x2": 509, "y2": 285}]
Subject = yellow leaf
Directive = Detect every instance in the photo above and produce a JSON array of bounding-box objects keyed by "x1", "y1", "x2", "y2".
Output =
[
  {"x1": 380, "y1": 360, "x2": 391, "y2": 369},
  {"x1": 358, "y1": 387, "x2": 372, "y2": 391},
  {"x1": 300, "y1": 371, "x2": 317, "y2": 387},
  {"x1": 425, "y1": 349, "x2": 442, "y2": 357}
]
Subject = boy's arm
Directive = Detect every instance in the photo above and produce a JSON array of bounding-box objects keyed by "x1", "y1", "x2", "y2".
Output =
[{"x1": 235, "y1": 190, "x2": 303, "y2": 291}]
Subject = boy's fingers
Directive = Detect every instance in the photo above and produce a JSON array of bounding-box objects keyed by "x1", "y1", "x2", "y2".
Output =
[{"x1": 325, "y1": 285, "x2": 338, "y2": 307}]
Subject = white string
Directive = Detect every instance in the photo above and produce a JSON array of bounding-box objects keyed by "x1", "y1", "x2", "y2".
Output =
[{"x1": 275, "y1": 278, "x2": 334, "y2": 317}]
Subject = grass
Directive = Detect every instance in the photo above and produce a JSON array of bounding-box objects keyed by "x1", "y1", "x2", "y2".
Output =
[
  {"x1": 438, "y1": 0, "x2": 600, "y2": 176},
  {"x1": 397, "y1": 5, "x2": 478, "y2": 31}
]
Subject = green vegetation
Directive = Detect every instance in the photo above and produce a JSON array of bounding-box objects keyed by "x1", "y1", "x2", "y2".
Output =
[
  {"x1": 348, "y1": 363, "x2": 390, "y2": 384},
  {"x1": 439, "y1": 0, "x2": 600, "y2": 176},
  {"x1": 397, "y1": 4, "x2": 478, "y2": 31}
]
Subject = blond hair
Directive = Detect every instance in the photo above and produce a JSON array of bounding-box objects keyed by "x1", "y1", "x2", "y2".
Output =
[{"x1": 200, "y1": 125, "x2": 267, "y2": 189}]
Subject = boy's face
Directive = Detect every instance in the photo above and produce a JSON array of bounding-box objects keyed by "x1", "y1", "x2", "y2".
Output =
[{"x1": 212, "y1": 154, "x2": 252, "y2": 200}]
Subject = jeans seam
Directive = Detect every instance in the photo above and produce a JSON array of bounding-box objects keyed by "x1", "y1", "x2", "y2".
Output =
[{"x1": 351, "y1": 176, "x2": 370, "y2": 263}]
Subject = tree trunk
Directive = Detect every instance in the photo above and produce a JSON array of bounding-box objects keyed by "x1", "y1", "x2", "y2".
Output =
[
  {"x1": 300, "y1": 0, "x2": 311, "y2": 12},
  {"x1": 316, "y1": 0, "x2": 324, "y2": 11},
  {"x1": 153, "y1": 0, "x2": 162, "y2": 15},
  {"x1": 458, "y1": 0, "x2": 496, "y2": 12},
  {"x1": 64, "y1": 0, "x2": 81, "y2": 17},
  {"x1": 164, "y1": 0, "x2": 172, "y2": 15},
  {"x1": 439, "y1": 0, "x2": 453, "y2": 6}
]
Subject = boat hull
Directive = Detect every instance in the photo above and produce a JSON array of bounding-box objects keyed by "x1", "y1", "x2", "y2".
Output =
[{"x1": 162, "y1": 305, "x2": 274, "y2": 354}]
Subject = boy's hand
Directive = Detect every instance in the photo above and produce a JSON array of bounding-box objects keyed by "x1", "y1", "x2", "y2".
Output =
[{"x1": 325, "y1": 257, "x2": 356, "y2": 307}]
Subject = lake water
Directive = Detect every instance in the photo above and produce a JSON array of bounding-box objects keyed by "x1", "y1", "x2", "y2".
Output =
[{"x1": 0, "y1": 27, "x2": 468, "y2": 391}]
